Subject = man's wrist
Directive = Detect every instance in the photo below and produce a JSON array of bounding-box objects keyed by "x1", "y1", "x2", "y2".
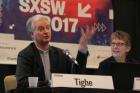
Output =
[{"x1": 78, "y1": 46, "x2": 88, "y2": 54}]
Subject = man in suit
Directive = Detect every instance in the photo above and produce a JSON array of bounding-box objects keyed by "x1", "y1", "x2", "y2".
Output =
[{"x1": 16, "y1": 15, "x2": 96, "y2": 88}]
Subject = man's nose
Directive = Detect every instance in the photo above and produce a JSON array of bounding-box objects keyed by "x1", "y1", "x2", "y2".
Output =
[{"x1": 44, "y1": 29, "x2": 50, "y2": 33}]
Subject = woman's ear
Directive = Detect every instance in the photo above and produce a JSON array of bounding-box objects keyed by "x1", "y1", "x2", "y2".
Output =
[{"x1": 126, "y1": 46, "x2": 131, "y2": 52}]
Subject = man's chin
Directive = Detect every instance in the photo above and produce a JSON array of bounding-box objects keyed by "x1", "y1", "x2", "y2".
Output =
[{"x1": 43, "y1": 39, "x2": 51, "y2": 43}]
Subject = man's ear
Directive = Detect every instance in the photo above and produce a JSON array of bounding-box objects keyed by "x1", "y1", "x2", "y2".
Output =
[{"x1": 31, "y1": 32, "x2": 34, "y2": 39}]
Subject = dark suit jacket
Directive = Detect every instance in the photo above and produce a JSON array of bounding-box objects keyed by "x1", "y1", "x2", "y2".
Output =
[{"x1": 16, "y1": 42, "x2": 88, "y2": 88}]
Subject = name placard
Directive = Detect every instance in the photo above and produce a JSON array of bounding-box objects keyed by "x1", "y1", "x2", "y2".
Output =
[
  {"x1": 51, "y1": 73, "x2": 114, "y2": 89},
  {"x1": 133, "y1": 77, "x2": 140, "y2": 91}
]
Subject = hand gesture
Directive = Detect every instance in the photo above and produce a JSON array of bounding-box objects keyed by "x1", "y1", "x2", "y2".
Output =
[{"x1": 79, "y1": 26, "x2": 96, "y2": 49}]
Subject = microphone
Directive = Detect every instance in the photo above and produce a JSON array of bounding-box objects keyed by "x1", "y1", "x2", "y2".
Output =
[{"x1": 63, "y1": 49, "x2": 79, "y2": 65}]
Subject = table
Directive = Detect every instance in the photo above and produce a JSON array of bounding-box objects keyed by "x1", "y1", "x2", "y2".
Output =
[{"x1": 14, "y1": 87, "x2": 140, "y2": 93}]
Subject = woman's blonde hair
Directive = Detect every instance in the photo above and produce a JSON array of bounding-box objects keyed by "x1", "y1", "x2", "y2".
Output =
[{"x1": 111, "y1": 30, "x2": 131, "y2": 46}]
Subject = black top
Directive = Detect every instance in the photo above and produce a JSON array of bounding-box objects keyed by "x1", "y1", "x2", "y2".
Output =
[
  {"x1": 98, "y1": 56, "x2": 140, "y2": 90},
  {"x1": 98, "y1": 56, "x2": 139, "y2": 75}
]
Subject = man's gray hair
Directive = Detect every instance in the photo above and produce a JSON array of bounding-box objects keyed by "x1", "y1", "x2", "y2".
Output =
[{"x1": 26, "y1": 15, "x2": 50, "y2": 33}]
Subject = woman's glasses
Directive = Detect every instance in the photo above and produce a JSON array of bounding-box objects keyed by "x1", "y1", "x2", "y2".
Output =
[{"x1": 111, "y1": 42, "x2": 126, "y2": 47}]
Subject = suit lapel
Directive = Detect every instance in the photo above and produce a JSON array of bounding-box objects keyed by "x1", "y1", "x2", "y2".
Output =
[
  {"x1": 49, "y1": 46, "x2": 60, "y2": 73},
  {"x1": 32, "y1": 43, "x2": 46, "y2": 80}
]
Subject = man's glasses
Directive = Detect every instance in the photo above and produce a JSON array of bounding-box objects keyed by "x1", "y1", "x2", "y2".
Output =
[{"x1": 111, "y1": 42, "x2": 126, "y2": 47}]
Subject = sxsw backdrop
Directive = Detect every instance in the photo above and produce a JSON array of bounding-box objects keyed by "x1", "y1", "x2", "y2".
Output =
[{"x1": 0, "y1": 0, "x2": 113, "y2": 68}]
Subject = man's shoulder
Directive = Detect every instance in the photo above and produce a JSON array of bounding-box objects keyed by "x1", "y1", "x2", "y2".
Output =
[
  {"x1": 18, "y1": 42, "x2": 36, "y2": 55},
  {"x1": 49, "y1": 46, "x2": 63, "y2": 52}
]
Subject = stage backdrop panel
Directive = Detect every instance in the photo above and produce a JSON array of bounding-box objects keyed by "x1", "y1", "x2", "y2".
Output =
[{"x1": 0, "y1": 0, "x2": 113, "y2": 68}]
